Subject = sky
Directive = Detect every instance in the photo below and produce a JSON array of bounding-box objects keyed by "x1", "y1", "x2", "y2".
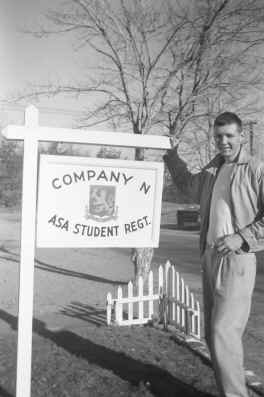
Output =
[
  {"x1": 0, "y1": 0, "x2": 92, "y2": 128},
  {"x1": 0, "y1": 0, "x2": 138, "y2": 159}
]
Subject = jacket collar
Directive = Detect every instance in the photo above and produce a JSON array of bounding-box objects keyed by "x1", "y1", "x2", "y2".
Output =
[
  {"x1": 206, "y1": 145, "x2": 250, "y2": 170},
  {"x1": 235, "y1": 145, "x2": 251, "y2": 164}
]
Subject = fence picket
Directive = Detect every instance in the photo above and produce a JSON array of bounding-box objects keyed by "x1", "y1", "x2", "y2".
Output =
[
  {"x1": 196, "y1": 300, "x2": 201, "y2": 339},
  {"x1": 180, "y1": 277, "x2": 185, "y2": 329},
  {"x1": 176, "y1": 271, "x2": 180, "y2": 325},
  {"x1": 128, "y1": 281, "x2": 133, "y2": 322},
  {"x1": 158, "y1": 265, "x2": 164, "y2": 322},
  {"x1": 190, "y1": 293, "x2": 195, "y2": 335},
  {"x1": 148, "y1": 271, "x2": 154, "y2": 319},
  {"x1": 171, "y1": 265, "x2": 176, "y2": 322},
  {"x1": 138, "y1": 276, "x2": 144, "y2": 321},
  {"x1": 106, "y1": 292, "x2": 112, "y2": 326},
  {"x1": 185, "y1": 285, "x2": 190, "y2": 334},
  {"x1": 167, "y1": 265, "x2": 172, "y2": 322},
  {"x1": 116, "y1": 286, "x2": 123, "y2": 323},
  {"x1": 165, "y1": 260, "x2": 171, "y2": 294},
  {"x1": 158, "y1": 265, "x2": 164, "y2": 295}
]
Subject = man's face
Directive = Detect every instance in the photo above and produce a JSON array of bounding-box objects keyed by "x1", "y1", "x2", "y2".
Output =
[{"x1": 214, "y1": 123, "x2": 244, "y2": 163}]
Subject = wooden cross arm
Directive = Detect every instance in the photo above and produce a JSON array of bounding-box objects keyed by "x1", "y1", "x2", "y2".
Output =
[{"x1": 2, "y1": 125, "x2": 171, "y2": 150}]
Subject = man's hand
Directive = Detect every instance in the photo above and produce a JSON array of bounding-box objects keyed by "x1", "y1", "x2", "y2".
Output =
[
  {"x1": 168, "y1": 135, "x2": 180, "y2": 149},
  {"x1": 215, "y1": 233, "x2": 244, "y2": 257}
]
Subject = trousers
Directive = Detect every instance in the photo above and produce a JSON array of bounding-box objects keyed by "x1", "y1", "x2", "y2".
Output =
[{"x1": 202, "y1": 247, "x2": 256, "y2": 397}]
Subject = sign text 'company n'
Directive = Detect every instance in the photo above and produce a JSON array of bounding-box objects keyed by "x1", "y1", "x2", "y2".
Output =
[{"x1": 36, "y1": 155, "x2": 164, "y2": 247}]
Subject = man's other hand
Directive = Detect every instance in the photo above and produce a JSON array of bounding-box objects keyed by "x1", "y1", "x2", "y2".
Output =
[{"x1": 215, "y1": 233, "x2": 244, "y2": 256}]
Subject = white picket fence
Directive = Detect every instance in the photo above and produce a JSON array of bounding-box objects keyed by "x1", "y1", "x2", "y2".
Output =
[{"x1": 106, "y1": 260, "x2": 201, "y2": 339}]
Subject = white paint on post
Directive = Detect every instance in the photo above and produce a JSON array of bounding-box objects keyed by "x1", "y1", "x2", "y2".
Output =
[{"x1": 16, "y1": 105, "x2": 39, "y2": 397}]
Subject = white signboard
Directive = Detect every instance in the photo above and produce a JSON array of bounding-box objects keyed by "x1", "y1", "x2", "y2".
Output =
[{"x1": 37, "y1": 155, "x2": 164, "y2": 247}]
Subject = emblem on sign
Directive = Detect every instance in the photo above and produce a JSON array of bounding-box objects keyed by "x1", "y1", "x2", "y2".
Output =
[{"x1": 85, "y1": 185, "x2": 118, "y2": 222}]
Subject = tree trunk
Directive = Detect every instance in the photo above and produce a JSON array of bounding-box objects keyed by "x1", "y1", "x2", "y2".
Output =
[
  {"x1": 131, "y1": 146, "x2": 154, "y2": 282},
  {"x1": 135, "y1": 147, "x2": 145, "y2": 161},
  {"x1": 131, "y1": 247, "x2": 154, "y2": 282}
]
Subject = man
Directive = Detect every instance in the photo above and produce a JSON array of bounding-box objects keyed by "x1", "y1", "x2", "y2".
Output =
[{"x1": 164, "y1": 112, "x2": 264, "y2": 397}]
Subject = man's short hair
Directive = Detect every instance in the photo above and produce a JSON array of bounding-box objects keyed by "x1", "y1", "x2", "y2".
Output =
[{"x1": 214, "y1": 112, "x2": 242, "y2": 132}]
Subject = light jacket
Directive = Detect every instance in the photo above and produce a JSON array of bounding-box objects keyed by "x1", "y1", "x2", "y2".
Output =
[{"x1": 164, "y1": 145, "x2": 264, "y2": 255}]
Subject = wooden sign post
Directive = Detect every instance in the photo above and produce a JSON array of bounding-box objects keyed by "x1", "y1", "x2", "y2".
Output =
[{"x1": 2, "y1": 105, "x2": 170, "y2": 397}]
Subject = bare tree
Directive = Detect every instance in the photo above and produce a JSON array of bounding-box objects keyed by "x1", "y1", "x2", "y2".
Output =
[
  {"x1": 20, "y1": 0, "x2": 188, "y2": 154},
  {"x1": 17, "y1": 1, "x2": 264, "y2": 162},
  {"x1": 156, "y1": 0, "x2": 264, "y2": 163}
]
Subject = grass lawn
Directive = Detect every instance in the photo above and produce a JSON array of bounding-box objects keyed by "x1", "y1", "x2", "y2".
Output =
[{"x1": 0, "y1": 321, "x2": 218, "y2": 397}]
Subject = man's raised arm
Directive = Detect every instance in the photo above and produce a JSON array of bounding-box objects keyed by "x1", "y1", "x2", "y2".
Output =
[{"x1": 163, "y1": 140, "x2": 202, "y2": 204}]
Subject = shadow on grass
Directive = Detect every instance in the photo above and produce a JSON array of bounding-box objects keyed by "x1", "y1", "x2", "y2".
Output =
[
  {"x1": 35, "y1": 258, "x2": 127, "y2": 286},
  {"x1": 0, "y1": 247, "x2": 127, "y2": 286},
  {"x1": 0, "y1": 309, "x2": 215, "y2": 397},
  {"x1": 60, "y1": 302, "x2": 106, "y2": 326}
]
